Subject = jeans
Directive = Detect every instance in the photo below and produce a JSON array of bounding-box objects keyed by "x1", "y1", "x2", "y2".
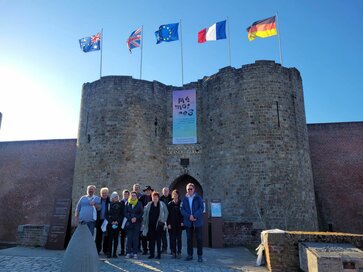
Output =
[
  {"x1": 185, "y1": 226, "x2": 203, "y2": 257},
  {"x1": 86, "y1": 221, "x2": 96, "y2": 237},
  {"x1": 127, "y1": 224, "x2": 141, "y2": 255}
]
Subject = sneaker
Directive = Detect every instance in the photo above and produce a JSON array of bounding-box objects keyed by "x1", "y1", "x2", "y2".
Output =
[
  {"x1": 133, "y1": 254, "x2": 138, "y2": 259},
  {"x1": 185, "y1": 255, "x2": 193, "y2": 261},
  {"x1": 125, "y1": 254, "x2": 132, "y2": 259},
  {"x1": 198, "y1": 256, "x2": 203, "y2": 262}
]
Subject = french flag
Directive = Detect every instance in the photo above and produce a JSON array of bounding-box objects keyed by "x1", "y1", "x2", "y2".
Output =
[{"x1": 198, "y1": 20, "x2": 227, "y2": 43}]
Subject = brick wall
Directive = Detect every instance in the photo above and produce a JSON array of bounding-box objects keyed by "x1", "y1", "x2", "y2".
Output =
[
  {"x1": 0, "y1": 139, "x2": 76, "y2": 242},
  {"x1": 308, "y1": 122, "x2": 363, "y2": 234},
  {"x1": 264, "y1": 231, "x2": 363, "y2": 271}
]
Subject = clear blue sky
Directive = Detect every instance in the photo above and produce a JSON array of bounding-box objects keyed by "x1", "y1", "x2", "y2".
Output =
[{"x1": 0, "y1": 0, "x2": 362, "y2": 141}]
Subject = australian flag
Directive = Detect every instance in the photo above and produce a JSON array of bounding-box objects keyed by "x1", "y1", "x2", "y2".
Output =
[
  {"x1": 155, "y1": 23, "x2": 179, "y2": 44},
  {"x1": 79, "y1": 32, "x2": 101, "y2": 53},
  {"x1": 127, "y1": 28, "x2": 142, "y2": 53}
]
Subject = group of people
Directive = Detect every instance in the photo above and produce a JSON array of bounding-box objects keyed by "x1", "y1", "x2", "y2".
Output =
[{"x1": 74, "y1": 182, "x2": 204, "y2": 262}]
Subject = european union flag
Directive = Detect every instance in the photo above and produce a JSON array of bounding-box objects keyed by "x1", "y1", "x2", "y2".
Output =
[
  {"x1": 155, "y1": 23, "x2": 179, "y2": 44},
  {"x1": 79, "y1": 32, "x2": 101, "y2": 53}
]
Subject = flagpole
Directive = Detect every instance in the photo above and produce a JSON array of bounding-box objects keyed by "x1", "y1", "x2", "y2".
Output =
[
  {"x1": 276, "y1": 12, "x2": 283, "y2": 65},
  {"x1": 227, "y1": 17, "x2": 232, "y2": 67},
  {"x1": 100, "y1": 28, "x2": 103, "y2": 78},
  {"x1": 179, "y1": 19, "x2": 184, "y2": 86},
  {"x1": 140, "y1": 25, "x2": 143, "y2": 80}
]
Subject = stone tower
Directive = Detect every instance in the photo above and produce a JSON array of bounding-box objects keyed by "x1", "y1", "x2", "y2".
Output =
[{"x1": 72, "y1": 60, "x2": 318, "y2": 244}]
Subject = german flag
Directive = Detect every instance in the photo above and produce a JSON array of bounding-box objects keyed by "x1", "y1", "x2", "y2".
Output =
[{"x1": 247, "y1": 16, "x2": 277, "y2": 41}]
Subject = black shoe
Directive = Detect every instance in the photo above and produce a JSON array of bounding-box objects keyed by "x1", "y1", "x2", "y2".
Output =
[
  {"x1": 142, "y1": 251, "x2": 148, "y2": 255},
  {"x1": 119, "y1": 250, "x2": 125, "y2": 256},
  {"x1": 107, "y1": 254, "x2": 111, "y2": 258},
  {"x1": 198, "y1": 256, "x2": 203, "y2": 262},
  {"x1": 113, "y1": 254, "x2": 117, "y2": 258},
  {"x1": 171, "y1": 253, "x2": 176, "y2": 259},
  {"x1": 148, "y1": 255, "x2": 154, "y2": 259},
  {"x1": 156, "y1": 254, "x2": 161, "y2": 259},
  {"x1": 185, "y1": 256, "x2": 193, "y2": 261}
]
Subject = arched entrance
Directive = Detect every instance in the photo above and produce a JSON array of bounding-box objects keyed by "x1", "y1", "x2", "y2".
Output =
[{"x1": 170, "y1": 174, "x2": 203, "y2": 198}]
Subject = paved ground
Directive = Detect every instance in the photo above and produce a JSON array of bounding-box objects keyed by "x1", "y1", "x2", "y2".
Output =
[{"x1": 0, "y1": 246, "x2": 268, "y2": 272}]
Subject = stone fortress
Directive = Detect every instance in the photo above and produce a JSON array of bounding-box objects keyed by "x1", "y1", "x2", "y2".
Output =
[
  {"x1": 73, "y1": 60, "x2": 318, "y2": 242},
  {"x1": 0, "y1": 60, "x2": 362, "y2": 247}
]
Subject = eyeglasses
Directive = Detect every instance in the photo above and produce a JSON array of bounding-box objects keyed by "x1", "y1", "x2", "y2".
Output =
[{"x1": 187, "y1": 188, "x2": 194, "y2": 191}]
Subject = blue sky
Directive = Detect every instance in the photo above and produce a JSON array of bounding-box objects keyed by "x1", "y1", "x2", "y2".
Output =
[{"x1": 0, "y1": 0, "x2": 362, "y2": 141}]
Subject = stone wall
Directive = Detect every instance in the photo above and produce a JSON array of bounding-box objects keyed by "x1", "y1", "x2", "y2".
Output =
[
  {"x1": 308, "y1": 122, "x2": 363, "y2": 234},
  {"x1": 0, "y1": 139, "x2": 76, "y2": 242},
  {"x1": 264, "y1": 231, "x2": 363, "y2": 271}
]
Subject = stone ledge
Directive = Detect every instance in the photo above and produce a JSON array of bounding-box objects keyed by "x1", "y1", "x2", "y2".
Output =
[
  {"x1": 17, "y1": 224, "x2": 50, "y2": 247},
  {"x1": 263, "y1": 231, "x2": 363, "y2": 271}
]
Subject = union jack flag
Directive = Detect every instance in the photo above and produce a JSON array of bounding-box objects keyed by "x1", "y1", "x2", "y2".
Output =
[{"x1": 127, "y1": 28, "x2": 142, "y2": 53}]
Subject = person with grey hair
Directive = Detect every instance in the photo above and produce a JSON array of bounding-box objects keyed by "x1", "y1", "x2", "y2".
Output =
[
  {"x1": 75, "y1": 185, "x2": 101, "y2": 236},
  {"x1": 106, "y1": 191, "x2": 124, "y2": 258},
  {"x1": 180, "y1": 183, "x2": 204, "y2": 262},
  {"x1": 160, "y1": 187, "x2": 172, "y2": 254},
  {"x1": 133, "y1": 183, "x2": 143, "y2": 199},
  {"x1": 95, "y1": 187, "x2": 110, "y2": 255}
]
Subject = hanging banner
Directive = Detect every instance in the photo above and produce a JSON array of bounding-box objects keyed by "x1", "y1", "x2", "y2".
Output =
[{"x1": 172, "y1": 89, "x2": 197, "y2": 144}]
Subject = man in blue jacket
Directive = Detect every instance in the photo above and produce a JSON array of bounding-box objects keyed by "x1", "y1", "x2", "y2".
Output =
[{"x1": 180, "y1": 183, "x2": 204, "y2": 262}]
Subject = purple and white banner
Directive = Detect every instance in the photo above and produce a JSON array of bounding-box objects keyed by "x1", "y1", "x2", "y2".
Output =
[{"x1": 172, "y1": 89, "x2": 197, "y2": 144}]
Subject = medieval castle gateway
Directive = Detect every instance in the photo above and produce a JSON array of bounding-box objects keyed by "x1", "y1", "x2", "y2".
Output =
[{"x1": 72, "y1": 60, "x2": 319, "y2": 243}]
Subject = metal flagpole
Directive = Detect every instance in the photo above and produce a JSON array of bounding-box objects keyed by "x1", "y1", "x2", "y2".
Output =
[
  {"x1": 227, "y1": 17, "x2": 232, "y2": 67},
  {"x1": 180, "y1": 19, "x2": 184, "y2": 86},
  {"x1": 140, "y1": 25, "x2": 143, "y2": 80},
  {"x1": 100, "y1": 28, "x2": 103, "y2": 78},
  {"x1": 276, "y1": 12, "x2": 283, "y2": 65}
]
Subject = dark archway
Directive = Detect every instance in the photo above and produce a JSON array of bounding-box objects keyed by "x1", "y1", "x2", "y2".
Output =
[{"x1": 169, "y1": 174, "x2": 203, "y2": 198}]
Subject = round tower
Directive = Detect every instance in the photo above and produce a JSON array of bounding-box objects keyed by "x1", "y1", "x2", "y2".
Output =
[
  {"x1": 72, "y1": 76, "x2": 168, "y2": 216},
  {"x1": 201, "y1": 61, "x2": 318, "y2": 237}
]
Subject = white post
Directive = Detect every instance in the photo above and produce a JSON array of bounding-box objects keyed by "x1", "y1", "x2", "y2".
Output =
[{"x1": 276, "y1": 13, "x2": 283, "y2": 65}]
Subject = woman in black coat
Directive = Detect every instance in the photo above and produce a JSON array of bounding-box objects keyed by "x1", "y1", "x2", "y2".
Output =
[
  {"x1": 106, "y1": 192, "x2": 124, "y2": 258},
  {"x1": 167, "y1": 189, "x2": 184, "y2": 258}
]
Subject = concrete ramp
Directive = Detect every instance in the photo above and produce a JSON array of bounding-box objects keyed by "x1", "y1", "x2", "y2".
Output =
[{"x1": 61, "y1": 224, "x2": 98, "y2": 272}]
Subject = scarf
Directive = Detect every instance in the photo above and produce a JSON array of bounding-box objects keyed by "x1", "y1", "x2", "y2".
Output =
[{"x1": 128, "y1": 197, "x2": 138, "y2": 207}]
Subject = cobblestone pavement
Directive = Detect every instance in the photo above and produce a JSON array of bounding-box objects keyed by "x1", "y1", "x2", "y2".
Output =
[{"x1": 0, "y1": 246, "x2": 268, "y2": 272}]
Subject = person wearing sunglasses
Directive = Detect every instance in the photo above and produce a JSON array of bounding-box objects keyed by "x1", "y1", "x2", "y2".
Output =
[{"x1": 180, "y1": 183, "x2": 204, "y2": 262}]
